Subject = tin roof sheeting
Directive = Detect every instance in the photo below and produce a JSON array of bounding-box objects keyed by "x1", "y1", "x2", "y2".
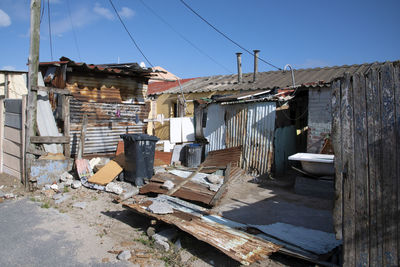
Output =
[{"x1": 155, "y1": 62, "x2": 384, "y2": 95}]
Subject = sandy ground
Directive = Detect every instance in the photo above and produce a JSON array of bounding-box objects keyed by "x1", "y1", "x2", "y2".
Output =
[{"x1": 0, "y1": 171, "x2": 324, "y2": 266}]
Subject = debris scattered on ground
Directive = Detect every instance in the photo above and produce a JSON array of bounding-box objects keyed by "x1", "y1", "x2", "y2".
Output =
[
  {"x1": 60, "y1": 172, "x2": 73, "y2": 182},
  {"x1": 54, "y1": 194, "x2": 71, "y2": 205},
  {"x1": 154, "y1": 166, "x2": 166, "y2": 174},
  {"x1": 208, "y1": 184, "x2": 220, "y2": 192},
  {"x1": 52, "y1": 193, "x2": 63, "y2": 200},
  {"x1": 4, "y1": 193, "x2": 15, "y2": 199},
  {"x1": 72, "y1": 202, "x2": 87, "y2": 209},
  {"x1": 146, "y1": 226, "x2": 156, "y2": 237},
  {"x1": 105, "y1": 182, "x2": 123, "y2": 195},
  {"x1": 117, "y1": 187, "x2": 139, "y2": 201},
  {"x1": 147, "y1": 201, "x2": 174, "y2": 214},
  {"x1": 50, "y1": 184, "x2": 59, "y2": 191},
  {"x1": 161, "y1": 180, "x2": 174, "y2": 190},
  {"x1": 154, "y1": 239, "x2": 170, "y2": 251},
  {"x1": 117, "y1": 250, "x2": 131, "y2": 261},
  {"x1": 206, "y1": 174, "x2": 222, "y2": 184},
  {"x1": 42, "y1": 189, "x2": 55, "y2": 198},
  {"x1": 71, "y1": 180, "x2": 82, "y2": 189}
]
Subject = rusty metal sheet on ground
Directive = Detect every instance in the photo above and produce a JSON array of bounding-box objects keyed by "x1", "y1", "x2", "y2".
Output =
[{"x1": 123, "y1": 197, "x2": 281, "y2": 265}]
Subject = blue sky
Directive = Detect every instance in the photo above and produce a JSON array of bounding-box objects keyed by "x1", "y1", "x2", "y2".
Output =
[{"x1": 0, "y1": 0, "x2": 399, "y2": 78}]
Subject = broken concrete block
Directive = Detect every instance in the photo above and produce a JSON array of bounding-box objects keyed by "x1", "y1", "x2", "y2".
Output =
[
  {"x1": 207, "y1": 174, "x2": 222, "y2": 184},
  {"x1": 60, "y1": 172, "x2": 73, "y2": 182},
  {"x1": 154, "y1": 228, "x2": 178, "y2": 243},
  {"x1": 64, "y1": 179, "x2": 73, "y2": 187},
  {"x1": 148, "y1": 201, "x2": 174, "y2": 214},
  {"x1": 71, "y1": 180, "x2": 82, "y2": 189},
  {"x1": 4, "y1": 193, "x2": 15, "y2": 199},
  {"x1": 161, "y1": 180, "x2": 174, "y2": 190},
  {"x1": 154, "y1": 239, "x2": 170, "y2": 252},
  {"x1": 105, "y1": 182, "x2": 123, "y2": 195},
  {"x1": 117, "y1": 250, "x2": 131, "y2": 261},
  {"x1": 119, "y1": 187, "x2": 139, "y2": 201},
  {"x1": 50, "y1": 184, "x2": 59, "y2": 191},
  {"x1": 55, "y1": 194, "x2": 71, "y2": 204},
  {"x1": 208, "y1": 184, "x2": 220, "y2": 192},
  {"x1": 72, "y1": 202, "x2": 87, "y2": 209},
  {"x1": 146, "y1": 226, "x2": 156, "y2": 237}
]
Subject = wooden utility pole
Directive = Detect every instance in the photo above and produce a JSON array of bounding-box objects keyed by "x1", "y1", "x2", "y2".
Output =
[{"x1": 25, "y1": 0, "x2": 41, "y2": 189}]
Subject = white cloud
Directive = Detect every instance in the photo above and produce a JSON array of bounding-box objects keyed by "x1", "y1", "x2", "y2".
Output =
[
  {"x1": 2, "y1": 65, "x2": 16, "y2": 71},
  {"x1": 119, "y1": 7, "x2": 135, "y2": 19},
  {"x1": 93, "y1": 3, "x2": 114, "y2": 20},
  {"x1": 0, "y1": 9, "x2": 11, "y2": 27},
  {"x1": 51, "y1": 7, "x2": 97, "y2": 35}
]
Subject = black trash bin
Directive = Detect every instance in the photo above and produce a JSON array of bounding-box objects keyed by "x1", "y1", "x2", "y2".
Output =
[{"x1": 120, "y1": 134, "x2": 159, "y2": 186}]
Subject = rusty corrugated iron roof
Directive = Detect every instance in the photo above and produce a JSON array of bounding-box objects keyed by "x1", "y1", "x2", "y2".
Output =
[
  {"x1": 153, "y1": 61, "x2": 397, "y2": 95},
  {"x1": 39, "y1": 57, "x2": 154, "y2": 78},
  {"x1": 147, "y1": 78, "x2": 195, "y2": 95}
]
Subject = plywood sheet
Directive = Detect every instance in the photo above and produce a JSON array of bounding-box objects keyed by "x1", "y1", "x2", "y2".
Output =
[{"x1": 88, "y1": 160, "x2": 122, "y2": 185}]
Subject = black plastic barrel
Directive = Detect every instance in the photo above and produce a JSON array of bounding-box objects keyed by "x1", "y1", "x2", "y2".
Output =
[
  {"x1": 120, "y1": 134, "x2": 159, "y2": 186},
  {"x1": 185, "y1": 143, "x2": 202, "y2": 167}
]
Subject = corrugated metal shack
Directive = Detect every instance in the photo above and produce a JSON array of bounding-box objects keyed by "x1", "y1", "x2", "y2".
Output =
[
  {"x1": 197, "y1": 90, "x2": 302, "y2": 176},
  {"x1": 39, "y1": 57, "x2": 154, "y2": 156}
]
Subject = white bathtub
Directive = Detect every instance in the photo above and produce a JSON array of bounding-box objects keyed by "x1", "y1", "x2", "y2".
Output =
[{"x1": 288, "y1": 153, "x2": 335, "y2": 176}]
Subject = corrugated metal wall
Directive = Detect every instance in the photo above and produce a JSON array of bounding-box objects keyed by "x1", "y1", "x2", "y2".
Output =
[
  {"x1": 205, "y1": 102, "x2": 276, "y2": 175},
  {"x1": 70, "y1": 99, "x2": 148, "y2": 155}
]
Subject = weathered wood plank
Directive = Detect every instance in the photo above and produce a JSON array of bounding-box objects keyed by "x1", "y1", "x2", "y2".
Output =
[
  {"x1": 5, "y1": 112, "x2": 22, "y2": 129},
  {"x1": 3, "y1": 152, "x2": 22, "y2": 172},
  {"x1": 63, "y1": 95, "x2": 71, "y2": 157},
  {"x1": 352, "y1": 73, "x2": 369, "y2": 266},
  {"x1": 33, "y1": 85, "x2": 71, "y2": 95},
  {"x1": 381, "y1": 62, "x2": 398, "y2": 266},
  {"x1": 3, "y1": 139, "x2": 22, "y2": 158},
  {"x1": 76, "y1": 114, "x2": 88, "y2": 159},
  {"x1": 0, "y1": 99, "x2": 4, "y2": 173},
  {"x1": 21, "y1": 95, "x2": 27, "y2": 185},
  {"x1": 331, "y1": 79, "x2": 342, "y2": 240},
  {"x1": 30, "y1": 136, "x2": 70, "y2": 144},
  {"x1": 394, "y1": 64, "x2": 400, "y2": 267},
  {"x1": 365, "y1": 66, "x2": 383, "y2": 266},
  {"x1": 3, "y1": 165, "x2": 21, "y2": 179},
  {"x1": 341, "y1": 73, "x2": 356, "y2": 266},
  {"x1": 4, "y1": 99, "x2": 22, "y2": 114},
  {"x1": 4, "y1": 126, "x2": 22, "y2": 144}
]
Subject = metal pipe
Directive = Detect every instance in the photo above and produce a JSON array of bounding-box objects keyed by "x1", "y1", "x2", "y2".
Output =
[
  {"x1": 236, "y1": 52, "x2": 242, "y2": 83},
  {"x1": 253, "y1": 50, "x2": 260, "y2": 82},
  {"x1": 283, "y1": 64, "x2": 296, "y2": 88}
]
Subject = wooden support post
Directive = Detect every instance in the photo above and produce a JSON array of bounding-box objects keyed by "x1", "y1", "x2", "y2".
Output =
[
  {"x1": 63, "y1": 95, "x2": 71, "y2": 158},
  {"x1": 21, "y1": 95, "x2": 27, "y2": 185},
  {"x1": 25, "y1": 0, "x2": 41, "y2": 189},
  {"x1": 0, "y1": 98, "x2": 4, "y2": 173},
  {"x1": 4, "y1": 74, "x2": 8, "y2": 98},
  {"x1": 76, "y1": 114, "x2": 88, "y2": 159}
]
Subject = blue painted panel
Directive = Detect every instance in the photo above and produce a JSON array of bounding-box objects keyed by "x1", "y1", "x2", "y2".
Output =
[{"x1": 30, "y1": 159, "x2": 73, "y2": 186}]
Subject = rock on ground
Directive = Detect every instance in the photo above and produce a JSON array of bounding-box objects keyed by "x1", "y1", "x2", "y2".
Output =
[
  {"x1": 161, "y1": 180, "x2": 174, "y2": 190},
  {"x1": 105, "y1": 182, "x2": 123, "y2": 195},
  {"x1": 72, "y1": 202, "x2": 87, "y2": 209},
  {"x1": 71, "y1": 181, "x2": 82, "y2": 189},
  {"x1": 117, "y1": 250, "x2": 131, "y2": 261},
  {"x1": 147, "y1": 201, "x2": 173, "y2": 214}
]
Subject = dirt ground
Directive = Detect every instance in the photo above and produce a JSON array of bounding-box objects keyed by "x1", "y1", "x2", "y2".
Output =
[{"x1": 0, "y1": 173, "x2": 306, "y2": 267}]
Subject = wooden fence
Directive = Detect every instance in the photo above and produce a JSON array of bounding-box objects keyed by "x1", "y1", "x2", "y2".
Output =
[
  {"x1": 0, "y1": 97, "x2": 26, "y2": 181},
  {"x1": 332, "y1": 62, "x2": 400, "y2": 266}
]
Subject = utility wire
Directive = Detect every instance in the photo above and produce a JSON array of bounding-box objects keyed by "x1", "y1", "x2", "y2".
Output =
[
  {"x1": 109, "y1": 0, "x2": 154, "y2": 68},
  {"x1": 66, "y1": 0, "x2": 82, "y2": 61},
  {"x1": 40, "y1": 0, "x2": 45, "y2": 24},
  {"x1": 47, "y1": 0, "x2": 54, "y2": 61},
  {"x1": 179, "y1": 0, "x2": 282, "y2": 70},
  {"x1": 138, "y1": 0, "x2": 232, "y2": 74}
]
